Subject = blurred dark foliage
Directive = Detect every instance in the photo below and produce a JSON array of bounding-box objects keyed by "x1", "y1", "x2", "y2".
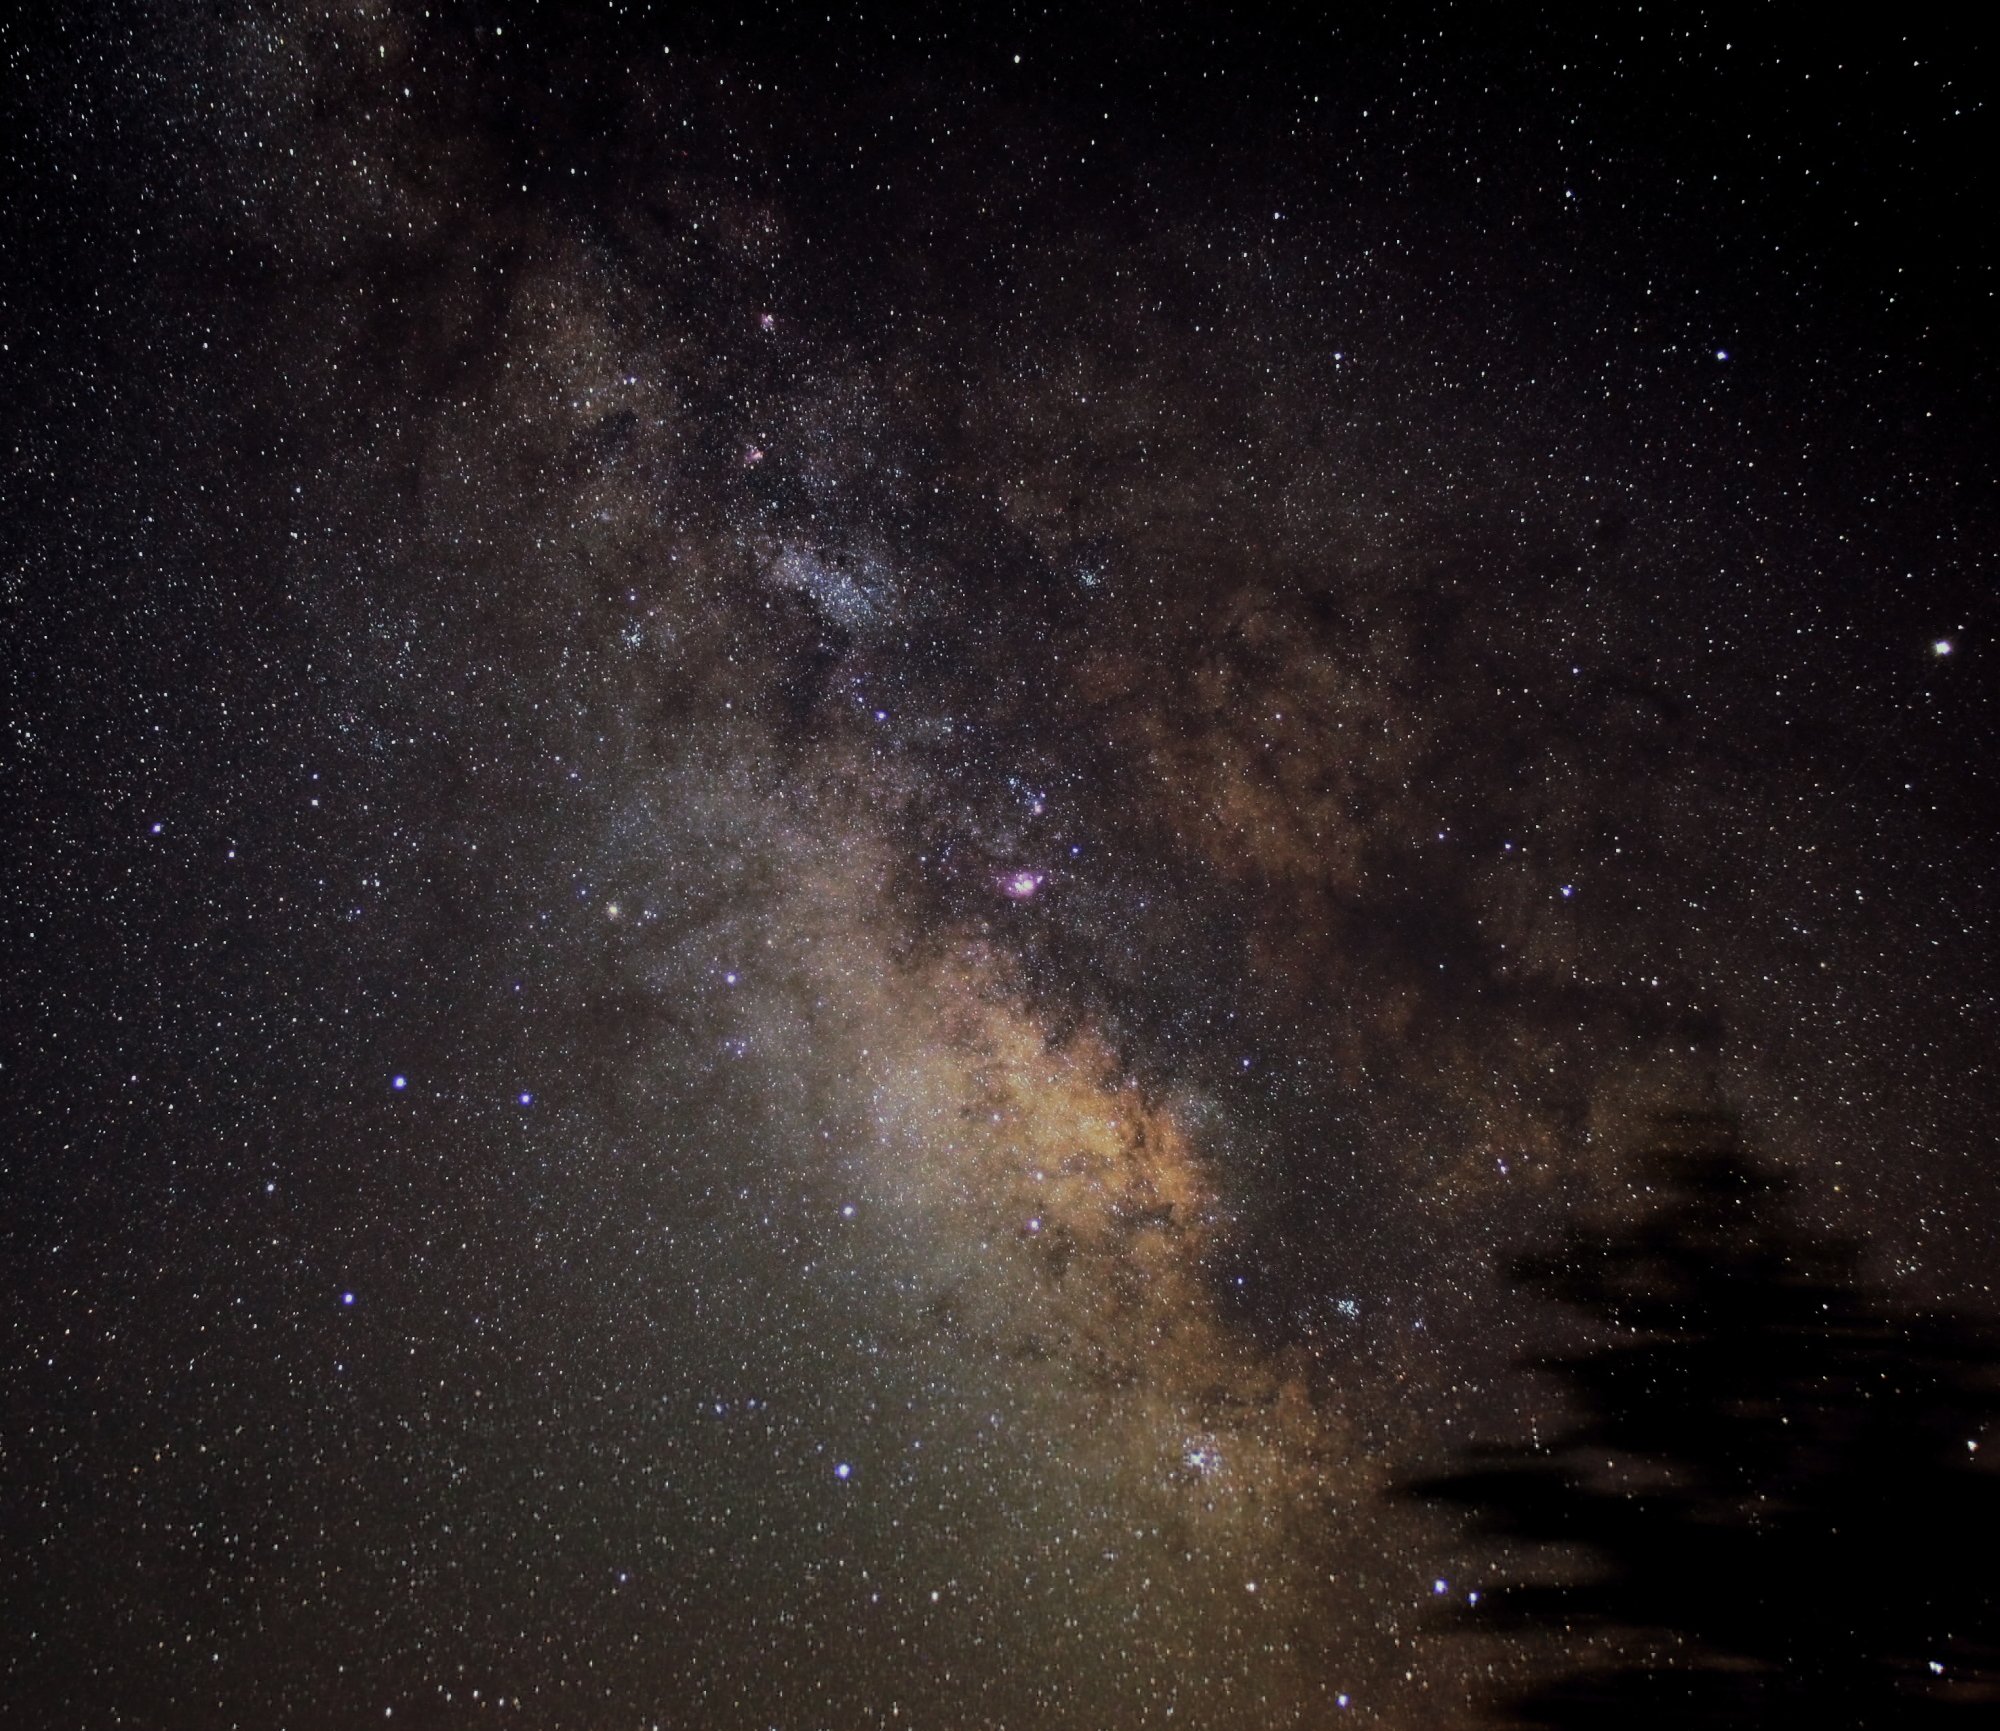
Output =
[{"x1": 1409, "y1": 1113, "x2": 2000, "y2": 1727}]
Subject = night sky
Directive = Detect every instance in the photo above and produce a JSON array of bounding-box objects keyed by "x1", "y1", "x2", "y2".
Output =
[{"x1": 4, "y1": 6, "x2": 1995, "y2": 1728}]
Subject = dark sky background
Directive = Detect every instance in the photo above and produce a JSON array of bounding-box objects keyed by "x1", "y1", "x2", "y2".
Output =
[{"x1": 3, "y1": 5, "x2": 1994, "y2": 1727}]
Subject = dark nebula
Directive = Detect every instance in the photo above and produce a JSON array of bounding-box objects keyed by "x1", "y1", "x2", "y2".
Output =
[{"x1": 4, "y1": 7, "x2": 1993, "y2": 1727}]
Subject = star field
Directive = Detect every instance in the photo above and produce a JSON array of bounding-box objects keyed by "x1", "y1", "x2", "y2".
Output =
[{"x1": 3, "y1": 6, "x2": 1995, "y2": 1728}]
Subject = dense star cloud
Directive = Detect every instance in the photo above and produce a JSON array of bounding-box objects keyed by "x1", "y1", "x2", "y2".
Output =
[{"x1": 3, "y1": 5, "x2": 1994, "y2": 1728}]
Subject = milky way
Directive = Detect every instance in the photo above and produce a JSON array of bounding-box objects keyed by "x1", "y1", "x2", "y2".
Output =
[{"x1": 5, "y1": 7, "x2": 1993, "y2": 1728}]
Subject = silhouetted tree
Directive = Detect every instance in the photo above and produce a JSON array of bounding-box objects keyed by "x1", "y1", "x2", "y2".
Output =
[{"x1": 1411, "y1": 1113, "x2": 2000, "y2": 1727}]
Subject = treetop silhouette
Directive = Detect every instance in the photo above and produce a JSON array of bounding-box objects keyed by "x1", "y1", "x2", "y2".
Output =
[{"x1": 1410, "y1": 1112, "x2": 2000, "y2": 1728}]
